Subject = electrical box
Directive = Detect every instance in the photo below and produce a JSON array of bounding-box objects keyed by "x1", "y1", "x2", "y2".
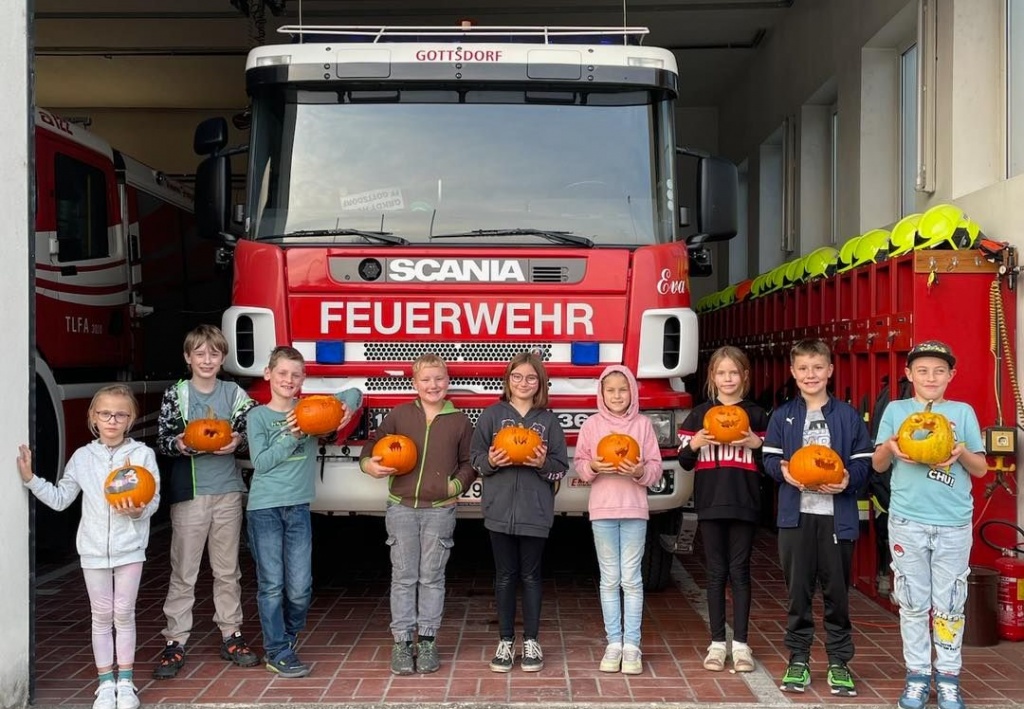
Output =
[{"x1": 984, "y1": 426, "x2": 1017, "y2": 456}]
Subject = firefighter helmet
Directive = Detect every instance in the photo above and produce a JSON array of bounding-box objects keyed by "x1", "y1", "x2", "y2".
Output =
[
  {"x1": 889, "y1": 213, "x2": 922, "y2": 257},
  {"x1": 804, "y1": 246, "x2": 840, "y2": 280},
  {"x1": 784, "y1": 257, "x2": 807, "y2": 287},
  {"x1": 853, "y1": 228, "x2": 891, "y2": 266},
  {"x1": 836, "y1": 235, "x2": 863, "y2": 273},
  {"x1": 734, "y1": 279, "x2": 753, "y2": 302},
  {"x1": 916, "y1": 204, "x2": 982, "y2": 250}
]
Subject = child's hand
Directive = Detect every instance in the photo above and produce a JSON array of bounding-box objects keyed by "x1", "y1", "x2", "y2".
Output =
[
  {"x1": 936, "y1": 443, "x2": 965, "y2": 468},
  {"x1": 735, "y1": 430, "x2": 763, "y2": 449},
  {"x1": 284, "y1": 411, "x2": 305, "y2": 439},
  {"x1": 616, "y1": 459, "x2": 644, "y2": 479},
  {"x1": 16, "y1": 445, "x2": 33, "y2": 483},
  {"x1": 214, "y1": 432, "x2": 241, "y2": 455},
  {"x1": 780, "y1": 461, "x2": 806, "y2": 491},
  {"x1": 883, "y1": 435, "x2": 913, "y2": 462},
  {"x1": 688, "y1": 429, "x2": 716, "y2": 450},
  {"x1": 175, "y1": 434, "x2": 198, "y2": 456},
  {"x1": 816, "y1": 468, "x2": 850, "y2": 495},
  {"x1": 361, "y1": 456, "x2": 397, "y2": 478},
  {"x1": 338, "y1": 405, "x2": 353, "y2": 431},
  {"x1": 590, "y1": 457, "x2": 617, "y2": 474},
  {"x1": 488, "y1": 446, "x2": 512, "y2": 468},
  {"x1": 112, "y1": 498, "x2": 144, "y2": 518},
  {"x1": 525, "y1": 444, "x2": 548, "y2": 469}
]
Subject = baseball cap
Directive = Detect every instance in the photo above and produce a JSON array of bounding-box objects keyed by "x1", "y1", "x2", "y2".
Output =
[{"x1": 906, "y1": 340, "x2": 956, "y2": 368}]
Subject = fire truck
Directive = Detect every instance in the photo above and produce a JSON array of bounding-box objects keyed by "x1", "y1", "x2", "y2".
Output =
[
  {"x1": 34, "y1": 108, "x2": 230, "y2": 553},
  {"x1": 192, "y1": 26, "x2": 737, "y2": 588}
]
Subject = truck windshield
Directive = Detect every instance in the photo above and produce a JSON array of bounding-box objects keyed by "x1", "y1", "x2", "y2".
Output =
[{"x1": 247, "y1": 88, "x2": 676, "y2": 246}]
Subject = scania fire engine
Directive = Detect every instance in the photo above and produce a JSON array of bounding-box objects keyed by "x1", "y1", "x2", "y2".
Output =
[{"x1": 193, "y1": 25, "x2": 737, "y2": 588}]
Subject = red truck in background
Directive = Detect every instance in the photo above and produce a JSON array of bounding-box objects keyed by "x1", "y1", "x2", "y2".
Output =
[{"x1": 192, "y1": 25, "x2": 737, "y2": 589}]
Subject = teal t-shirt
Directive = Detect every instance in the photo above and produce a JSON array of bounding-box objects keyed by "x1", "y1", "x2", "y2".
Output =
[
  {"x1": 189, "y1": 380, "x2": 247, "y2": 496},
  {"x1": 875, "y1": 399, "x2": 984, "y2": 526},
  {"x1": 245, "y1": 405, "x2": 317, "y2": 511}
]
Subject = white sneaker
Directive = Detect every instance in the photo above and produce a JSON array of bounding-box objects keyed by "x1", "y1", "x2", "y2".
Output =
[
  {"x1": 703, "y1": 642, "x2": 727, "y2": 671},
  {"x1": 621, "y1": 644, "x2": 643, "y2": 675},
  {"x1": 115, "y1": 679, "x2": 139, "y2": 709},
  {"x1": 731, "y1": 643, "x2": 755, "y2": 672},
  {"x1": 599, "y1": 643, "x2": 622, "y2": 673},
  {"x1": 93, "y1": 681, "x2": 116, "y2": 709}
]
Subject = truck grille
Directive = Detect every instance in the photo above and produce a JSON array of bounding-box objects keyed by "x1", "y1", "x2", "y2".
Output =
[
  {"x1": 369, "y1": 407, "x2": 484, "y2": 432},
  {"x1": 362, "y1": 342, "x2": 552, "y2": 362},
  {"x1": 364, "y1": 376, "x2": 505, "y2": 392}
]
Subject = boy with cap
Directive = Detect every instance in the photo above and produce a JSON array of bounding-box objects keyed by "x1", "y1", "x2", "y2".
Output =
[{"x1": 872, "y1": 341, "x2": 988, "y2": 709}]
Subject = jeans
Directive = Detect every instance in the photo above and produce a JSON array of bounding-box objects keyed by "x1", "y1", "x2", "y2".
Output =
[
  {"x1": 700, "y1": 519, "x2": 756, "y2": 643},
  {"x1": 247, "y1": 504, "x2": 313, "y2": 660},
  {"x1": 889, "y1": 515, "x2": 972, "y2": 675},
  {"x1": 490, "y1": 531, "x2": 546, "y2": 639},
  {"x1": 385, "y1": 502, "x2": 457, "y2": 642},
  {"x1": 592, "y1": 518, "x2": 646, "y2": 647}
]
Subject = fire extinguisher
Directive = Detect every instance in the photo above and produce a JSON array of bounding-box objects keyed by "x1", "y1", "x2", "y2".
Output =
[{"x1": 980, "y1": 520, "x2": 1024, "y2": 641}]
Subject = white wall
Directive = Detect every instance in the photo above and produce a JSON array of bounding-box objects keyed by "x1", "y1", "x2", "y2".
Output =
[{"x1": 1, "y1": 2, "x2": 32, "y2": 707}]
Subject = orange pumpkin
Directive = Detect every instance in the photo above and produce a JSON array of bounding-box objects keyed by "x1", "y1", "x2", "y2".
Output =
[
  {"x1": 897, "y1": 402, "x2": 955, "y2": 466},
  {"x1": 788, "y1": 444, "x2": 845, "y2": 487},
  {"x1": 596, "y1": 433, "x2": 641, "y2": 467},
  {"x1": 294, "y1": 395, "x2": 345, "y2": 436},
  {"x1": 703, "y1": 404, "x2": 750, "y2": 444},
  {"x1": 104, "y1": 463, "x2": 157, "y2": 507},
  {"x1": 372, "y1": 434, "x2": 418, "y2": 475},
  {"x1": 493, "y1": 425, "x2": 543, "y2": 465},
  {"x1": 182, "y1": 416, "x2": 233, "y2": 452}
]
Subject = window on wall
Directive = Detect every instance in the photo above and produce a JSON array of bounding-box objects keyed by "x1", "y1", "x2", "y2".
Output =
[
  {"x1": 1011, "y1": 0, "x2": 1024, "y2": 177},
  {"x1": 899, "y1": 43, "x2": 919, "y2": 215},
  {"x1": 54, "y1": 154, "x2": 109, "y2": 262}
]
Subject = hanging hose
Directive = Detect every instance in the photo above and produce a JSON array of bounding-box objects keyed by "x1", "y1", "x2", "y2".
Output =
[{"x1": 990, "y1": 279, "x2": 1024, "y2": 428}]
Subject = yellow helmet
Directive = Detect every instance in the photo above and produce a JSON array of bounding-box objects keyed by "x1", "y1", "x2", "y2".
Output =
[
  {"x1": 784, "y1": 257, "x2": 807, "y2": 287},
  {"x1": 804, "y1": 246, "x2": 840, "y2": 280},
  {"x1": 916, "y1": 204, "x2": 982, "y2": 250},
  {"x1": 853, "y1": 228, "x2": 891, "y2": 266},
  {"x1": 750, "y1": 273, "x2": 767, "y2": 298},
  {"x1": 889, "y1": 213, "x2": 922, "y2": 257},
  {"x1": 768, "y1": 264, "x2": 788, "y2": 292},
  {"x1": 836, "y1": 235, "x2": 863, "y2": 273},
  {"x1": 721, "y1": 284, "x2": 737, "y2": 306}
]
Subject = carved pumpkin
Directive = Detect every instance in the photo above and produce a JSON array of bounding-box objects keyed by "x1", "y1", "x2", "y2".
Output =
[
  {"x1": 294, "y1": 395, "x2": 345, "y2": 436},
  {"x1": 788, "y1": 444, "x2": 845, "y2": 487},
  {"x1": 596, "y1": 433, "x2": 641, "y2": 467},
  {"x1": 372, "y1": 434, "x2": 418, "y2": 475},
  {"x1": 703, "y1": 404, "x2": 750, "y2": 444},
  {"x1": 897, "y1": 402, "x2": 955, "y2": 466},
  {"x1": 493, "y1": 425, "x2": 543, "y2": 465},
  {"x1": 182, "y1": 415, "x2": 233, "y2": 453},
  {"x1": 104, "y1": 463, "x2": 157, "y2": 507}
]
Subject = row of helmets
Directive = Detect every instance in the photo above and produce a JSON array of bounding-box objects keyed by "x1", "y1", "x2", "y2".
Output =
[{"x1": 694, "y1": 203, "x2": 983, "y2": 314}]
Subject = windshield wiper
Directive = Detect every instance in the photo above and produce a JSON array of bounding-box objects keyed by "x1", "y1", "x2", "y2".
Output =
[
  {"x1": 283, "y1": 228, "x2": 409, "y2": 245},
  {"x1": 430, "y1": 228, "x2": 594, "y2": 248}
]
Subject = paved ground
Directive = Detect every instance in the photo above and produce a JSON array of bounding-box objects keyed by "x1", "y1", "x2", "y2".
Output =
[{"x1": 29, "y1": 515, "x2": 1024, "y2": 708}]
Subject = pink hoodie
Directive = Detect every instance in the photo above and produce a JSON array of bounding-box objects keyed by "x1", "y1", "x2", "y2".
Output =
[{"x1": 573, "y1": 365, "x2": 663, "y2": 520}]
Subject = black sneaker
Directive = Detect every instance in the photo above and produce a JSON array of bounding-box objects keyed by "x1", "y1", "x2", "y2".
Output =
[
  {"x1": 521, "y1": 638, "x2": 544, "y2": 672},
  {"x1": 489, "y1": 637, "x2": 516, "y2": 673},
  {"x1": 416, "y1": 639, "x2": 440, "y2": 674},
  {"x1": 220, "y1": 632, "x2": 260, "y2": 668},
  {"x1": 152, "y1": 641, "x2": 186, "y2": 680},
  {"x1": 391, "y1": 642, "x2": 415, "y2": 676},
  {"x1": 779, "y1": 660, "x2": 810, "y2": 693},
  {"x1": 266, "y1": 649, "x2": 310, "y2": 679}
]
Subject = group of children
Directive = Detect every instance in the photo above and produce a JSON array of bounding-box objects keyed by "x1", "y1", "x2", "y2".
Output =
[{"x1": 17, "y1": 326, "x2": 985, "y2": 709}]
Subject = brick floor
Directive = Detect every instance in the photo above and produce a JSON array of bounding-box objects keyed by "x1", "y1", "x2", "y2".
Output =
[{"x1": 30, "y1": 517, "x2": 1024, "y2": 707}]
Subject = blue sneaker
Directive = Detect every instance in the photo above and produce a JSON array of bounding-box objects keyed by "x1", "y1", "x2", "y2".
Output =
[
  {"x1": 898, "y1": 673, "x2": 931, "y2": 709},
  {"x1": 266, "y1": 649, "x2": 310, "y2": 678},
  {"x1": 935, "y1": 672, "x2": 966, "y2": 709}
]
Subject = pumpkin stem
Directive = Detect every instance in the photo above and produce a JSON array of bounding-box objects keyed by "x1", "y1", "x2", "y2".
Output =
[{"x1": 924, "y1": 400, "x2": 933, "y2": 413}]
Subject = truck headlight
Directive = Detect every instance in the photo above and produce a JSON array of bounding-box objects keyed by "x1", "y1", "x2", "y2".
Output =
[{"x1": 644, "y1": 410, "x2": 676, "y2": 448}]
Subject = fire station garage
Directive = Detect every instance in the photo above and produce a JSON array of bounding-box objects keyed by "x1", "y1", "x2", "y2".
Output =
[{"x1": 3, "y1": 0, "x2": 1024, "y2": 707}]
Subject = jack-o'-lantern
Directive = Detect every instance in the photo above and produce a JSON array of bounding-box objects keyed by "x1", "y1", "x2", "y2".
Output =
[
  {"x1": 703, "y1": 404, "x2": 750, "y2": 444},
  {"x1": 788, "y1": 444, "x2": 845, "y2": 487},
  {"x1": 182, "y1": 411, "x2": 233, "y2": 453},
  {"x1": 596, "y1": 433, "x2": 641, "y2": 467},
  {"x1": 897, "y1": 402, "x2": 955, "y2": 466},
  {"x1": 493, "y1": 425, "x2": 543, "y2": 465},
  {"x1": 371, "y1": 434, "x2": 418, "y2": 475},
  {"x1": 104, "y1": 463, "x2": 157, "y2": 507},
  {"x1": 294, "y1": 395, "x2": 345, "y2": 436}
]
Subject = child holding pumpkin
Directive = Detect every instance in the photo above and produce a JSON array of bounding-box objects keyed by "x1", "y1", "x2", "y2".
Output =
[
  {"x1": 762, "y1": 338, "x2": 873, "y2": 697},
  {"x1": 471, "y1": 351, "x2": 569, "y2": 673},
  {"x1": 573, "y1": 365, "x2": 663, "y2": 675},
  {"x1": 17, "y1": 385, "x2": 160, "y2": 709},
  {"x1": 871, "y1": 341, "x2": 987, "y2": 709},
  {"x1": 677, "y1": 345, "x2": 768, "y2": 674},
  {"x1": 245, "y1": 345, "x2": 362, "y2": 678},
  {"x1": 153, "y1": 324, "x2": 261, "y2": 679},
  {"x1": 359, "y1": 354, "x2": 476, "y2": 675}
]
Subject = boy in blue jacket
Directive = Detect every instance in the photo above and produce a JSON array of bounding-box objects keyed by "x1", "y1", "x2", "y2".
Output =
[{"x1": 762, "y1": 339, "x2": 873, "y2": 697}]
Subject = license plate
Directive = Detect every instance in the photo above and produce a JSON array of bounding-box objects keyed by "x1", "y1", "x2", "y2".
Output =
[{"x1": 458, "y1": 478, "x2": 483, "y2": 504}]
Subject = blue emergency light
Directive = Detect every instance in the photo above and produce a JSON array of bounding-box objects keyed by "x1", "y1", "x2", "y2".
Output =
[
  {"x1": 571, "y1": 342, "x2": 600, "y2": 366},
  {"x1": 316, "y1": 341, "x2": 345, "y2": 364}
]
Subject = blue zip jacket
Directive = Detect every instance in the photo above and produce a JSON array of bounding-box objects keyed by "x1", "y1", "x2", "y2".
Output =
[{"x1": 762, "y1": 396, "x2": 873, "y2": 540}]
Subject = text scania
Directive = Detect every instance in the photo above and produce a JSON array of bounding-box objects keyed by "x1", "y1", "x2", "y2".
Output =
[
  {"x1": 414, "y1": 49, "x2": 504, "y2": 62},
  {"x1": 388, "y1": 258, "x2": 526, "y2": 283},
  {"x1": 321, "y1": 301, "x2": 594, "y2": 336}
]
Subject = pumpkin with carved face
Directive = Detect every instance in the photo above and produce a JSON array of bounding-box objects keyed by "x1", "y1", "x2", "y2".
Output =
[
  {"x1": 371, "y1": 434, "x2": 418, "y2": 475},
  {"x1": 104, "y1": 463, "x2": 157, "y2": 507},
  {"x1": 703, "y1": 404, "x2": 750, "y2": 444},
  {"x1": 788, "y1": 444, "x2": 845, "y2": 487},
  {"x1": 493, "y1": 425, "x2": 543, "y2": 465},
  {"x1": 183, "y1": 416, "x2": 233, "y2": 453},
  {"x1": 596, "y1": 433, "x2": 641, "y2": 467},
  {"x1": 897, "y1": 403, "x2": 955, "y2": 466},
  {"x1": 294, "y1": 395, "x2": 346, "y2": 436}
]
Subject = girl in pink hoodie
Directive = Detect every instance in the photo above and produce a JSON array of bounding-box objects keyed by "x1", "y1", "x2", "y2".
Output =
[{"x1": 574, "y1": 365, "x2": 663, "y2": 675}]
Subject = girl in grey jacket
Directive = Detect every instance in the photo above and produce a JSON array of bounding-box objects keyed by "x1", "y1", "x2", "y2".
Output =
[{"x1": 18, "y1": 385, "x2": 160, "y2": 709}]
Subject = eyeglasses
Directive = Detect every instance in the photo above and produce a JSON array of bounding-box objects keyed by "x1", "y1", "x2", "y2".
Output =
[
  {"x1": 509, "y1": 373, "x2": 539, "y2": 384},
  {"x1": 95, "y1": 411, "x2": 131, "y2": 423}
]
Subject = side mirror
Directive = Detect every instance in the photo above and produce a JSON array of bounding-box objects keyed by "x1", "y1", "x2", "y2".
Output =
[
  {"x1": 194, "y1": 117, "x2": 228, "y2": 157},
  {"x1": 688, "y1": 246, "x2": 713, "y2": 278},
  {"x1": 193, "y1": 117, "x2": 232, "y2": 241},
  {"x1": 677, "y1": 148, "x2": 738, "y2": 245}
]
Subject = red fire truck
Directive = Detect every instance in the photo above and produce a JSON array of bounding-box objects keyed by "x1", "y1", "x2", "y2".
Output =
[
  {"x1": 34, "y1": 108, "x2": 230, "y2": 552},
  {"x1": 193, "y1": 26, "x2": 736, "y2": 588}
]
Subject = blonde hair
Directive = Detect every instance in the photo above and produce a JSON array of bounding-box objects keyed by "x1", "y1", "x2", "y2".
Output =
[
  {"x1": 412, "y1": 353, "x2": 448, "y2": 376},
  {"x1": 501, "y1": 352, "x2": 549, "y2": 409},
  {"x1": 267, "y1": 345, "x2": 305, "y2": 371},
  {"x1": 87, "y1": 384, "x2": 138, "y2": 436},
  {"x1": 790, "y1": 338, "x2": 832, "y2": 364},
  {"x1": 705, "y1": 346, "x2": 751, "y2": 399},
  {"x1": 183, "y1": 323, "x2": 229, "y2": 357}
]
